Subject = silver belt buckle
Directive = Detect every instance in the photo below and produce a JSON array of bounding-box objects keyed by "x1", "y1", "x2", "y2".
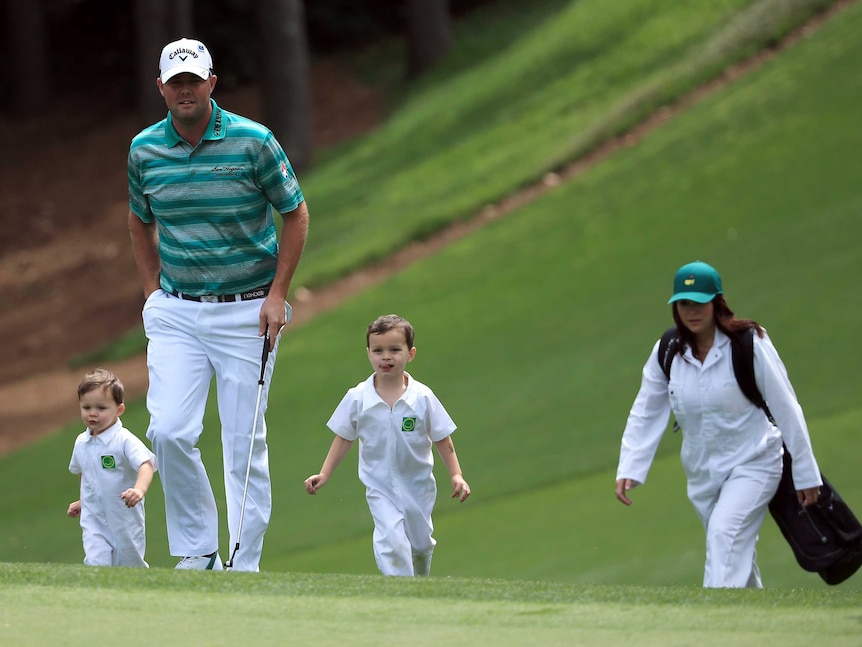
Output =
[{"x1": 200, "y1": 295, "x2": 219, "y2": 303}]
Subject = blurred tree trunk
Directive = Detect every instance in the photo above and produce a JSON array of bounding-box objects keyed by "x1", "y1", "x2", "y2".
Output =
[
  {"x1": 5, "y1": 1, "x2": 49, "y2": 113},
  {"x1": 133, "y1": 0, "x2": 195, "y2": 127},
  {"x1": 172, "y1": 0, "x2": 194, "y2": 36},
  {"x1": 255, "y1": 0, "x2": 313, "y2": 173},
  {"x1": 405, "y1": 0, "x2": 452, "y2": 78}
]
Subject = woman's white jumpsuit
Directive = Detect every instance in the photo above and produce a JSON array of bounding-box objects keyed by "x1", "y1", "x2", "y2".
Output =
[{"x1": 616, "y1": 329, "x2": 821, "y2": 587}]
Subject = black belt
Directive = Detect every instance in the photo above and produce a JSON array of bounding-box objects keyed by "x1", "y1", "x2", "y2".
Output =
[{"x1": 171, "y1": 286, "x2": 271, "y2": 303}]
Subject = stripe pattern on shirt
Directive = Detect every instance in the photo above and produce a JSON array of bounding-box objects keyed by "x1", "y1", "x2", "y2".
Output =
[{"x1": 128, "y1": 100, "x2": 304, "y2": 295}]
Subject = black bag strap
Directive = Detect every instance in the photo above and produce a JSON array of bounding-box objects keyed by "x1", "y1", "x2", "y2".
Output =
[
  {"x1": 729, "y1": 326, "x2": 774, "y2": 422},
  {"x1": 658, "y1": 326, "x2": 678, "y2": 381},
  {"x1": 658, "y1": 325, "x2": 773, "y2": 421}
]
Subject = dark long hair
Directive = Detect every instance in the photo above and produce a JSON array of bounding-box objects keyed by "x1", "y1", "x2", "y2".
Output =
[{"x1": 671, "y1": 294, "x2": 764, "y2": 354}]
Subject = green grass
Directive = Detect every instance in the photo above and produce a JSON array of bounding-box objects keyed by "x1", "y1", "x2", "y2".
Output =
[
  {"x1": 1, "y1": 563, "x2": 860, "y2": 646},
  {"x1": 2, "y1": 1, "x2": 862, "y2": 641},
  {"x1": 290, "y1": 0, "x2": 839, "y2": 290}
]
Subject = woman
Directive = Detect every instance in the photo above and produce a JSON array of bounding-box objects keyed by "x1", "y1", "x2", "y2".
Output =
[{"x1": 614, "y1": 260, "x2": 822, "y2": 588}]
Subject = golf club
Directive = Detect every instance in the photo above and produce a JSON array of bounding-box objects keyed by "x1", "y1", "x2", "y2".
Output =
[{"x1": 225, "y1": 328, "x2": 271, "y2": 570}]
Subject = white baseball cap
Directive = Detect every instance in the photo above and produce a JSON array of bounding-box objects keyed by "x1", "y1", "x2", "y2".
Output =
[{"x1": 159, "y1": 38, "x2": 213, "y2": 83}]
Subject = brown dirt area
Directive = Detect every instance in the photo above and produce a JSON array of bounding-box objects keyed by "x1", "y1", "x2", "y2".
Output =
[{"x1": 0, "y1": 3, "x2": 848, "y2": 456}]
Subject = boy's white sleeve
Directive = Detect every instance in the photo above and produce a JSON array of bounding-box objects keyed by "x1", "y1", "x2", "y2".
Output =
[
  {"x1": 69, "y1": 434, "x2": 84, "y2": 475},
  {"x1": 69, "y1": 452, "x2": 81, "y2": 475},
  {"x1": 615, "y1": 340, "x2": 673, "y2": 485},
  {"x1": 753, "y1": 332, "x2": 821, "y2": 489},
  {"x1": 326, "y1": 388, "x2": 360, "y2": 441},
  {"x1": 425, "y1": 392, "x2": 457, "y2": 442},
  {"x1": 124, "y1": 432, "x2": 158, "y2": 473}
]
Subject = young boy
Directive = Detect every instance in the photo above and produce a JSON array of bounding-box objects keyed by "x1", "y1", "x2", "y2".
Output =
[
  {"x1": 304, "y1": 314, "x2": 471, "y2": 576},
  {"x1": 67, "y1": 369, "x2": 157, "y2": 567}
]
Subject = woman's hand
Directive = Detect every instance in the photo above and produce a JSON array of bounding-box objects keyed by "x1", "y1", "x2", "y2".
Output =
[
  {"x1": 797, "y1": 486, "x2": 821, "y2": 508},
  {"x1": 615, "y1": 478, "x2": 637, "y2": 506}
]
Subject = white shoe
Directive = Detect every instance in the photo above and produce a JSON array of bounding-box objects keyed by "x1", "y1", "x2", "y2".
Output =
[{"x1": 175, "y1": 552, "x2": 223, "y2": 571}]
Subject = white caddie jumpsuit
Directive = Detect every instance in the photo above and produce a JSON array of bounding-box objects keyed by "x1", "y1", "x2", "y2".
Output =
[
  {"x1": 327, "y1": 372, "x2": 457, "y2": 576},
  {"x1": 616, "y1": 328, "x2": 821, "y2": 587},
  {"x1": 69, "y1": 419, "x2": 157, "y2": 567}
]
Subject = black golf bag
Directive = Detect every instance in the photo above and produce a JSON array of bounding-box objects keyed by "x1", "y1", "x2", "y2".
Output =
[{"x1": 768, "y1": 448, "x2": 862, "y2": 585}]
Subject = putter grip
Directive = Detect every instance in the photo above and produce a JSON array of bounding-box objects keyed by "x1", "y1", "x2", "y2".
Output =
[{"x1": 258, "y1": 329, "x2": 270, "y2": 384}]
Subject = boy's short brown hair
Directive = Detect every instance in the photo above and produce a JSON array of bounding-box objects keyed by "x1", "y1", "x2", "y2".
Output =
[
  {"x1": 78, "y1": 368, "x2": 125, "y2": 405},
  {"x1": 367, "y1": 314, "x2": 415, "y2": 348}
]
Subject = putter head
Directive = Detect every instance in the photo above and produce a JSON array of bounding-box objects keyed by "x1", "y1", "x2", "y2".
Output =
[{"x1": 225, "y1": 542, "x2": 240, "y2": 570}]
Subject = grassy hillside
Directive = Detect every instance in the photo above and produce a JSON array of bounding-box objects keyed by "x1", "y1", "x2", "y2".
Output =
[
  {"x1": 292, "y1": 0, "x2": 838, "y2": 289},
  {"x1": 1, "y1": 0, "x2": 860, "y2": 597}
]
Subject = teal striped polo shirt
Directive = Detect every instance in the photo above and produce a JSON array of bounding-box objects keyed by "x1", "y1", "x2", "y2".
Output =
[{"x1": 128, "y1": 99, "x2": 304, "y2": 296}]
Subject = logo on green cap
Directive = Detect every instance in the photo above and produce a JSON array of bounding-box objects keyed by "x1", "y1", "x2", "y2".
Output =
[
  {"x1": 401, "y1": 417, "x2": 416, "y2": 432},
  {"x1": 101, "y1": 455, "x2": 116, "y2": 469}
]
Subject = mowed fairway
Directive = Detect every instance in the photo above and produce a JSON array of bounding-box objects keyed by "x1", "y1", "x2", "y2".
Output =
[
  {"x1": 1, "y1": 0, "x2": 861, "y2": 644},
  {"x1": 1, "y1": 564, "x2": 860, "y2": 647}
]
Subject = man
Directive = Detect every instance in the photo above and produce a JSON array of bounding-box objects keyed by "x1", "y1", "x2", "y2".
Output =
[{"x1": 127, "y1": 38, "x2": 308, "y2": 572}]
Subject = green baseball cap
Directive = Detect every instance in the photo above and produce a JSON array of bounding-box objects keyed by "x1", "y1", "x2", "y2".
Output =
[{"x1": 668, "y1": 261, "x2": 723, "y2": 304}]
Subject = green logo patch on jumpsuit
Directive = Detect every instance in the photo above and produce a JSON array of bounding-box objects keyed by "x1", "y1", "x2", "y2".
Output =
[
  {"x1": 401, "y1": 417, "x2": 416, "y2": 432},
  {"x1": 101, "y1": 455, "x2": 116, "y2": 469}
]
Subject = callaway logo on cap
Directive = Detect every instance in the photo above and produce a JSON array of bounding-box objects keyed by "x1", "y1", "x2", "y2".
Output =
[{"x1": 159, "y1": 38, "x2": 213, "y2": 83}]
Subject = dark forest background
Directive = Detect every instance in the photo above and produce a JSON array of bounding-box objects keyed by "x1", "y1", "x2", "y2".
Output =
[{"x1": 1, "y1": 0, "x2": 495, "y2": 171}]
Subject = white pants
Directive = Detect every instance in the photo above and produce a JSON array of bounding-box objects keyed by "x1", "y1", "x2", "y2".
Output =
[
  {"x1": 366, "y1": 489, "x2": 436, "y2": 576},
  {"x1": 142, "y1": 290, "x2": 280, "y2": 572},
  {"x1": 81, "y1": 508, "x2": 148, "y2": 568},
  {"x1": 687, "y1": 452, "x2": 782, "y2": 588}
]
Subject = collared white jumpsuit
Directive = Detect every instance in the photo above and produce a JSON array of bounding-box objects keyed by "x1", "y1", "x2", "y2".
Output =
[
  {"x1": 616, "y1": 328, "x2": 821, "y2": 587},
  {"x1": 327, "y1": 372, "x2": 457, "y2": 576},
  {"x1": 69, "y1": 419, "x2": 158, "y2": 567}
]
